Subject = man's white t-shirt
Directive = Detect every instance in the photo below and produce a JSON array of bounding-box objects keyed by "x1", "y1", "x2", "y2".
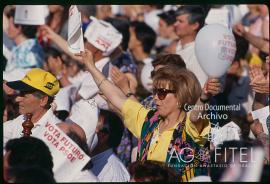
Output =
[{"x1": 91, "y1": 148, "x2": 130, "y2": 182}]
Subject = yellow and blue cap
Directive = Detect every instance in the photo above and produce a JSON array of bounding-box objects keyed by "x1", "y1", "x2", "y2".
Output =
[{"x1": 6, "y1": 68, "x2": 60, "y2": 97}]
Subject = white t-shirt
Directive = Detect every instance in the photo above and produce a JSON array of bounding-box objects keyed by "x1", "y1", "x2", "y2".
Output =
[
  {"x1": 176, "y1": 41, "x2": 208, "y2": 87},
  {"x1": 91, "y1": 148, "x2": 130, "y2": 182},
  {"x1": 4, "y1": 108, "x2": 61, "y2": 147}
]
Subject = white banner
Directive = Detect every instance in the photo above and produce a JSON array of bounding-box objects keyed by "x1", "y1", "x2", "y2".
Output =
[
  {"x1": 67, "y1": 5, "x2": 84, "y2": 54},
  {"x1": 34, "y1": 122, "x2": 90, "y2": 182}
]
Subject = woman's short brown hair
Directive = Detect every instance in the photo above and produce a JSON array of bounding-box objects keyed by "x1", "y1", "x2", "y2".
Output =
[{"x1": 153, "y1": 65, "x2": 201, "y2": 110}]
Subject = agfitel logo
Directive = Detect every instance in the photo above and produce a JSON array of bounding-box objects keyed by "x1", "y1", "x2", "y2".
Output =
[{"x1": 44, "y1": 82, "x2": 54, "y2": 90}]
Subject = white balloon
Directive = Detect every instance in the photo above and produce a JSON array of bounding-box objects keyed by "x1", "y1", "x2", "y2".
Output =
[
  {"x1": 195, "y1": 24, "x2": 236, "y2": 77},
  {"x1": 141, "y1": 63, "x2": 154, "y2": 92}
]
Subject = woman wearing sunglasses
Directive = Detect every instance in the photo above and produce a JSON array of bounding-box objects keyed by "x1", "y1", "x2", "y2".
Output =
[{"x1": 78, "y1": 49, "x2": 221, "y2": 181}]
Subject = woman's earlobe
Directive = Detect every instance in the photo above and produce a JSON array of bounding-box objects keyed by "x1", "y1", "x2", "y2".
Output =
[{"x1": 177, "y1": 102, "x2": 181, "y2": 109}]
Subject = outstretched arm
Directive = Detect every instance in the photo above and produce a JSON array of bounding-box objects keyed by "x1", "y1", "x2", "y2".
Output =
[
  {"x1": 78, "y1": 49, "x2": 128, "y2": 111},
  {"x1": 234, "y1": 23, "x2": 269, "y2": 54},
  {"x1": 40, "y1": 25, "x2": 82, "y2": 61}
]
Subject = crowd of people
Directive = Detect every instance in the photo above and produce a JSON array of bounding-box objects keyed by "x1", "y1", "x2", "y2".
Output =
[{"x1": 3, "y1": 4, "x2": 269, "y2": 182}]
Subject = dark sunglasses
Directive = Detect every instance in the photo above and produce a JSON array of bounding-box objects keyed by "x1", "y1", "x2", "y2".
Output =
[{"x1": 153, "y1": 88, "x2": 176, "y2": 100}]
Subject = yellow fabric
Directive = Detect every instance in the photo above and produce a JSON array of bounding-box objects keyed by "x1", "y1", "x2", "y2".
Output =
[
  {"x1": 121, "y1": 98, "x2": 210, "y2": 163},
  {"x1": 249, "y1": 53, "x2": 262, "y2": 65},
  {"x1": 185, "y1": 112, "x2": 210, "y2": 146},
  {"x1": 21, "y1": 68, "x2": 60, "y2": 96}
]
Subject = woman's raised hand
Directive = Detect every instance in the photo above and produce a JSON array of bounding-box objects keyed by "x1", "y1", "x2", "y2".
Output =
[
  {"x1": 75, "y1": 49, "x2": 95, "y2": 69},
  {"x1": 203, "y1": 78, "x2": 221, "y2": 96}
]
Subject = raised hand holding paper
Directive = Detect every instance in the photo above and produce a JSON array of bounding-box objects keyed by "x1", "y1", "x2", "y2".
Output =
[{"x1": 195, "y1": 24, "x2": 236, "y2": 77}]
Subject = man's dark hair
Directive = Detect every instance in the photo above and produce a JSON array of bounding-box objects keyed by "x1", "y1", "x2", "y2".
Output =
[
  {"x1": 129, "y1": 160, "x2": 178, "y2": 182},
  {"x1": 20, "y1": 25, "x2": 38, "y2": 39},
  {"x1": 99, "y1": 109, "x2": 124, "y2": 148},
  {"x1": 175, "y1": 5, "x2": 206, "y2": 32},
  {"x1": 5, "y1": 137, "x2": 54, "y2": 176},
  {"x1": 158, "y1": 10, "x2": 177, "y2": 26},
  {"x1": 77, "y1": 5, "x2": 96, "y2": 19},
  {"x1": 6, "y1": 7, "x2": 15, "y2": 19},
  {"x1": 8, "y1": 166, "x2": 56, "y2": 183},
  {"x1": 130, "y1": 21, "x2": 157, "y2": 54},
  {"x1": 44, "y1": 47, "x2": 62, "y2": 63},
  {"x1": 54, "y1": 110, "x2": 69, "y2": 121},
  {"x1": 104, "y1": 17, "x2": 130, "y2": 51},
  {"x1": 152, "y1": 54, "x2": 186, "y2": 68}
]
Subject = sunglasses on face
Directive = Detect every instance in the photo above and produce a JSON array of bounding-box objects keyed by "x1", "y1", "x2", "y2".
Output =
[{"x1": 153, "y1": 88, "x2": 176, "y2": 100}]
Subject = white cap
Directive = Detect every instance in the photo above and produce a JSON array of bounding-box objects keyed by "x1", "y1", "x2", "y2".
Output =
[
  {"x1": 68, "y1": 99, "x2": 99, "y2": 146},
  {"x1": 14, "y1": 5, "x2": 46, "y2": 25},
  {"x1": 84, "y1": 16, "x2": 122, "y2": 56}
]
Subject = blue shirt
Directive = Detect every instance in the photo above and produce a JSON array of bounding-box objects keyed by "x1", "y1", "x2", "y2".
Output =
[{"x1": 5, "y1": 39, "x2": 44, "y2": 71}]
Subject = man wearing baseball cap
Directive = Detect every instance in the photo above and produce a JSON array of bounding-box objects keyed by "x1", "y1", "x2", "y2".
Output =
[{"x1": 4, "y1": 68, "x2": 61, "y2": 146}]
